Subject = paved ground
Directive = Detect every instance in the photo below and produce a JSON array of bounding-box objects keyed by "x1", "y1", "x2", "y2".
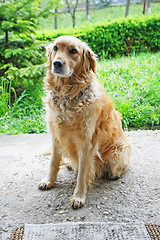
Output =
[{"x1": 0, "y1": 130, "x2": 160, "y2": 240}]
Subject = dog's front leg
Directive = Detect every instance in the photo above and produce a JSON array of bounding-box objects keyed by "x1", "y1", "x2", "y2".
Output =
[
  {"x1": 39, "y1": 142, "x2": 61, "y2": 190},
  {"x1": 70, "y1": 144, "x2": 93, "y2": 209}
]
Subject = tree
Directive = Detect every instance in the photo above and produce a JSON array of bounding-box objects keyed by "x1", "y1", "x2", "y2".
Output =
[
  {"x1": 86, "y1": 0, "x2": 90, "y2": 20},
  {"x1": 125, "y1": 0, "x2": 131, "y2": 17},
  {"x1": 0, "y1": 0, "x2": 61, "y2": 42},
  {"x1": 0, "y1": 0, "x2": 59, "y2": 96},
  {"x1": 147, "y1": 0, "x2": 151, "y2": 14},
  {"x1": 143, "y1": 0, "x2": 147, "y2": 15},
  {"x1": 40, "y1": 0, "x2": 61, "y2": 29},
  {"x1": 0, "y1": 0, "x2": 40, "y2": 43},
  {"x1": 55, "y1": 8, "x2": 58, "y2": 29},
  {"x1": 65, "y1": 0, "x2": 79, "y2": 28}
]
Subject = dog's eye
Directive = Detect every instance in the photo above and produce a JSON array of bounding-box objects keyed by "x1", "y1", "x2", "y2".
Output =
[
  {"x1": 69, "y1": 48, "x2": 77, "y2": 54},
  {"x1": 53, "y1": 45, "x2": 58, "y2": 51}
]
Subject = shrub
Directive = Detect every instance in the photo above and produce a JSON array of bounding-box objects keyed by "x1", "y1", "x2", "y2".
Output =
[
  {"x1": 36, "y1": 14, "x2": 160, "y2": 58},
  {"x1": 0, "y1": 38, "x2": 46, "y2": 92},
  {"x1": 0, "y1": 0, "x2": 60, "y2": 115},
  {"x1": 0, "y1": 36, "x2": 46, "y2": 118}
]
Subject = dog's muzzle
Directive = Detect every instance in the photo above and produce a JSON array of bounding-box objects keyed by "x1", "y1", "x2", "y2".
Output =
[
  {"x1": 52, "y1": 60, "x2": 73, "y2": 77},
  {"x1": 53, "y1": 60, "x2": 64, "y2": 70},
  {"x1": 52, "y1": 60, "x2": 65, "y2": 75}
]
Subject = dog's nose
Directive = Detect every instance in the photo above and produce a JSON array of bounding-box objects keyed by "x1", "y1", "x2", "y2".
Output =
[{"x1": 53, "y1": 60, "x2": 64, "y2": 69}]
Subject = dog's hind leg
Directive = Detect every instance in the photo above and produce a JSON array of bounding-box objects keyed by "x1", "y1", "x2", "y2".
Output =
[{"x1": 107, "y1": 144, "x2": 131, "y2": 180}]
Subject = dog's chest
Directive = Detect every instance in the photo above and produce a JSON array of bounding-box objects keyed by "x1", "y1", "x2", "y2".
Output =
[
  {"x1": 47, "y1": 80, "x2": 103, "y2": 137},
  {"x1": 47, "y1": 94, "x2": 98, "y2": 141},
  {"x1": 54, "y1": 100, "x2": 92, "y2": 130},
  {"x1": 48, "y1": 88, "x2": 95, "y2": 124}
]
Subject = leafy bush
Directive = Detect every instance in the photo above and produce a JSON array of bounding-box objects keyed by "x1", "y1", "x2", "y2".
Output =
[
  {"x1": 0, "y1": 0, "x2": 48, "y2": 116},
  {"x1": 0, "y1": 37, "x2": 46, "y2": 85},
  {"x1": 0, "y1": 0, "x2": 60, "y2": 115},
  {"x1": 0, "y1": 37, "x2": 46, "y2": 115},
  {"x1": 36, "y1": 14, "x2": 160, "y2": 58},
  {"x1": 35, "y1": 27, "x2": 83, "y2": 42}
]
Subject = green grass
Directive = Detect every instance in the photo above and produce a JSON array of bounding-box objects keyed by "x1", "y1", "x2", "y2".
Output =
[
  {"x1": 0, "y1": 86, "x2": 46, "y2": 134},
  {"x1": 0, "y1": 51, "x2": 159, "y2": 134},
  {"x1": 98, "y1": 52, "x2": 160, "y2": 129},
  {"x1": 38, "y1": 2, "x2": 160, "y2": 31}
]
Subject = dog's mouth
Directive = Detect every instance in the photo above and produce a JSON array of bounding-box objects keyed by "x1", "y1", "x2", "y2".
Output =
[{"x1": 52, "y1": 60, "x2": 73, "y2": 77}]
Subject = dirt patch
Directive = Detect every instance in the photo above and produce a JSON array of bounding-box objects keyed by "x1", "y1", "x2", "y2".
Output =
[{"x1": 0, "y1": 130, "x2": 160, "y2": 239}]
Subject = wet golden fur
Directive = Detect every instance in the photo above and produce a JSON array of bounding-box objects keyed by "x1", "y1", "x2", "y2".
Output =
[{"x1": 39, "y1": 36, "x2": 131, "y2": 209}]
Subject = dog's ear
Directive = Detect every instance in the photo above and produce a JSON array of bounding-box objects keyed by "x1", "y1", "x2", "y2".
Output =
[
  {"x1": 87, "y1": 47, "x2": 97, "y2": 74},
  {"x1": 83, "y1": 46, "x2": 97, "y2": 74}
]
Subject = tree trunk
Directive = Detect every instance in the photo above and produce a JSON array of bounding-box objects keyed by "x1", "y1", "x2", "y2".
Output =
[
  {"x1": 55, "y1": 8, "x2": 58, "y2": 29},
  {"x1": 86, "y1": 0, "x2": 90, "y2": 20},
  {"x1": 65, "y1": 0, "x2": 79, "y2": 28},
  {"x1": 125, "y1": 0, "x2": 131, "y2": 17},
  {"x1": 147, "y1": 0, "x2": 151, "y2": 14},
  {"x1": 72, "y1": 13, "x2": 76, "y2": 28},
  {"x1": 143, "y1": 0, "x2": 146, "y2": 15},
  {"x1": 5, "y1": 30, "x2": 8, "y2": 43}
]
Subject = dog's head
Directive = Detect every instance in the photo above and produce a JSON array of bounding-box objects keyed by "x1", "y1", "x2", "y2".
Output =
[{"x1": 46, "y1": 36, "x2": 97, "y2": 79}]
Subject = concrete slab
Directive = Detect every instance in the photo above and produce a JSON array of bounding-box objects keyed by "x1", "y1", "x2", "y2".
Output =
[{"x1": 0, "y1": 130, "x2": 160, "y2": 240}]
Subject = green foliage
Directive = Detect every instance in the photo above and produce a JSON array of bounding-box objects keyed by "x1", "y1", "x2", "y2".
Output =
[
  {"x1": 0, "y1": 76, "x2": 16, "y2": 116},
  {"x1": 0, "y1": 0, "x2": 47, "y2": 116},
  {"x1": 98, "y1": 52, "x2": 160, "y2": 129},
  {"x1": 0, "y1": 0, "x2": 40, "y2": 42},
  {"x1": 36, "y1": 14, "x2": 160, "y2": 58},
  {"x1": 40, "y1": 0, "x2": 62, "y2": 18},
  {"x1": 0, "y1": 85, "x2": 46, "y2": 134},
  {"x1": 0, "y1": 52, "x2": 159, "y2": 133},
  {"x1": 0, "y1": 0, "x2": 61, "y2": 42},
  {"x1": 0, "y1": 1, "x2": 159, "y2": 134},
  {"x1": 36, "y1": 27, "x2": 83, "y2": 42},
  {"x1": 0, "y1": 38, "x2": 46, "y2": 94}
]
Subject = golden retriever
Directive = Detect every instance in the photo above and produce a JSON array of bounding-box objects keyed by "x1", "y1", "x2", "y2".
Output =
[{"x1": 39, "y1": 36, "x2": 131, "y2": 209}]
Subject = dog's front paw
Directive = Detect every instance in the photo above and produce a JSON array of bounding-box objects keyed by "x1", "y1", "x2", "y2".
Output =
[
  {"x1": 70, "y1": 195, "x2": 86, "y2": 209},
  {"x1": 38, "y1": 180, "x2": 54, "y2": 190}
]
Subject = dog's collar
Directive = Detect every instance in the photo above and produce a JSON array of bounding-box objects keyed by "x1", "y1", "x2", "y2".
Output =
[{"x1": 52, "y1": 84, "x2": 91, "y2": 101}]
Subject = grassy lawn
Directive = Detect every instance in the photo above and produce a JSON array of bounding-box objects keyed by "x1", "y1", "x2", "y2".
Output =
[
  {"x1": 98, "y1": 52, "x2": 160, "y2": 129},
  {"x1": 0, "y1": 86, "x2": 46, "y2": 134},
  {"x1": 38, "y1": 2, "x2": 160, "y2": 31},
  {"x1": 0, "y1": 51, "x2": 159, "y2": 134}
]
